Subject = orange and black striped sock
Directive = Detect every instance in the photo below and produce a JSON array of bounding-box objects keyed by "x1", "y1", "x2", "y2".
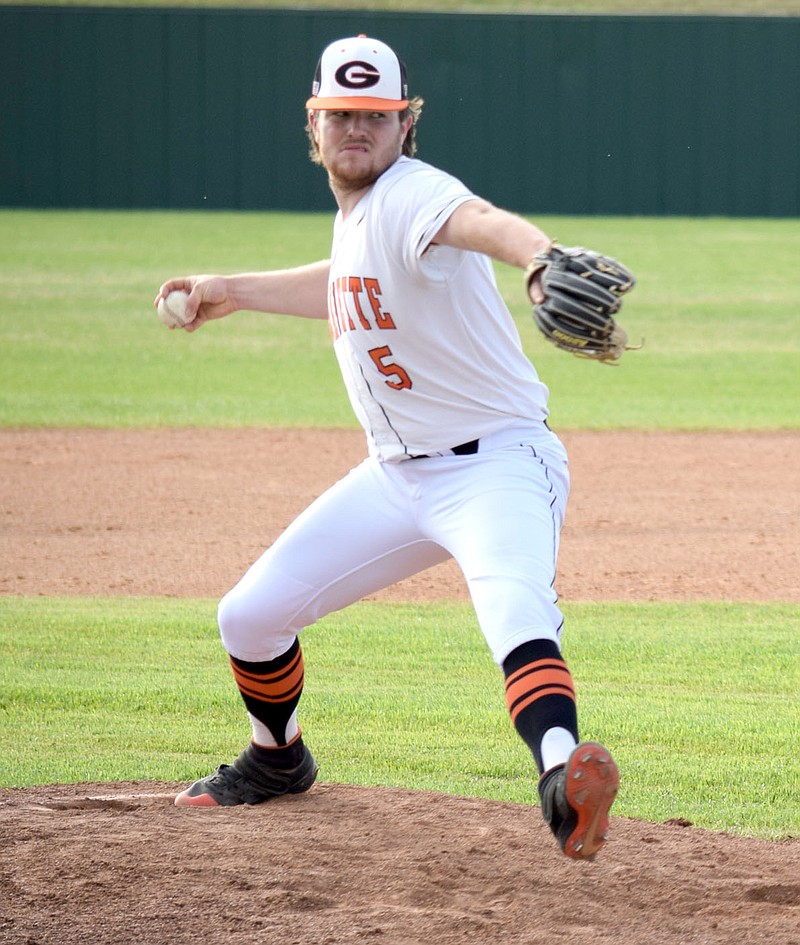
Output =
[
  {"x1": 229, "y1": 638, "x2": 305, "y2": 750},
  {"x1": 503, "y1": 639, "x2": 579, "y2": 774}
]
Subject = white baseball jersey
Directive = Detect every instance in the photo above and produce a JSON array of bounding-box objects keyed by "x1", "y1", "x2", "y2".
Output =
[{"x1": 328, "y1": 156, "x2": 550, "y2": 462}]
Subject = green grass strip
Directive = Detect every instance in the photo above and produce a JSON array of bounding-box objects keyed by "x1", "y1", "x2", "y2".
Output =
[
  {"x1": 1, "y1": 211, "x2": 799, "y2": 429},
  {"x1": 2, "y1": 596, "x2": 796, "y2": 839}
]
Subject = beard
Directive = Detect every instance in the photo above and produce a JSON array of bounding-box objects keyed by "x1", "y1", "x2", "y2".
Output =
[
  {"x1": 326, "y1": 159, "x2": 391, "y2": 196},
  {"x1": 322, "y1": 142, "x2": 402, "y2": 197}
]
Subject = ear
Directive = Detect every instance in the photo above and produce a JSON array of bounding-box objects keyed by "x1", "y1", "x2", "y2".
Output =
[
  {"x1": 308, "y1": 110, "x2": 320, "y2": 142},
  {"x1": 400, "y1": 112, "x2": 413, "y2": 145}
]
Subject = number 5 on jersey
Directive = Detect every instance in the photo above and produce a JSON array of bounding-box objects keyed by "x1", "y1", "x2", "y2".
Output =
[{"x1": 369, "y1": 345, "x2": 413, "y2": 390}]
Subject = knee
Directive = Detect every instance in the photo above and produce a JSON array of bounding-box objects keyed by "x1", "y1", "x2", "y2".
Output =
[
  {"x1": 217, "y1": 590, "x2": 252, "y2": 654},
  {"x1": 217, "y1": 587, "x2": 286, "y2": 660}
]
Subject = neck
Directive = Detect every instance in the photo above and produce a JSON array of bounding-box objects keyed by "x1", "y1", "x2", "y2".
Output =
[
  {"x1": 330, "y1": 178, "x2": 372, "y2": 218},
  {"x1": 328, "y1": 155, "x2": 404, "y2": 218}
]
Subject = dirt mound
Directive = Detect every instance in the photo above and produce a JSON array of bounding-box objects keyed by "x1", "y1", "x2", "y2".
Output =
[{"x1": 2, "y1": 781, "x2": 799, "y2": 945}]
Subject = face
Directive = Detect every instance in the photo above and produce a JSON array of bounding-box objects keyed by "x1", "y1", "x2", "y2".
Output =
[{"x1": 310, "y1": 109, "x2": 413, "y2": 196}]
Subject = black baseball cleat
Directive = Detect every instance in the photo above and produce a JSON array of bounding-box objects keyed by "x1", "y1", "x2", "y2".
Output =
[
  {"x1": 538, "y1": 741, "x2": 619, "y2": 860},
  {"x1": 175, "y1": 740, "x2": 319, "y2": 808}
]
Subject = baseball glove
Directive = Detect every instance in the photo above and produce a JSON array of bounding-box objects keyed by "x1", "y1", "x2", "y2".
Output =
[{"x1": 525, "y1": 243, "x2": 638, "y2": 363}]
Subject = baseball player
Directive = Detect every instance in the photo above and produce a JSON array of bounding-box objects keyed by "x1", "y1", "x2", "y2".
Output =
[{"x1": 156, "y1": 35, "x2": 619, "y2": 860}]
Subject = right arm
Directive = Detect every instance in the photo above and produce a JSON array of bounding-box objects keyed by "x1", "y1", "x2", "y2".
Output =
[{"x1": 154, "y1": 259, "x2": 331, "y2": 332}]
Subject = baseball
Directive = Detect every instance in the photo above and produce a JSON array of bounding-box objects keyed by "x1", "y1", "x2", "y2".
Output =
[{"x1": 157, "y1": 290, "x2": 192, "y2": 328}]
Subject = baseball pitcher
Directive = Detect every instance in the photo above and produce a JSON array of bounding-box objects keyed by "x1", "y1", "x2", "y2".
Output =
[{"x1": 155, "y1": 35, "x2": 635, "y2": 860}]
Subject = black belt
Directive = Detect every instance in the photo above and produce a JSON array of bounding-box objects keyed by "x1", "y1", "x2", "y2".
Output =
[
  {"x1": 451, "y1": 439, "x2": 479, "y2": 455},
  {"x1": 413, "y1": 438, "x2": 479, "y2": 459}
]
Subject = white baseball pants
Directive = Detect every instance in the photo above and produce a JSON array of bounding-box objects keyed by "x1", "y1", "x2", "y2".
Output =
[{"x1": 217, "y1": 421, "x2": 570, "y2": 667}]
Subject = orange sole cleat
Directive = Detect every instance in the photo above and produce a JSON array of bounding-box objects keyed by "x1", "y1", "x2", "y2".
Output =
[
  {"x1": 174, "y1": 787, "x2": 223, "y2": 808},
  {"x1": 561, "y1": 742, "x2": 620, "y2": 860}
]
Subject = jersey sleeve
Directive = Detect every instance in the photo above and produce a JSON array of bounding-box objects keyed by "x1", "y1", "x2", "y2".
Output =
[{"x1": 377, "y1": 161, "x2": 477, "y2": 283}]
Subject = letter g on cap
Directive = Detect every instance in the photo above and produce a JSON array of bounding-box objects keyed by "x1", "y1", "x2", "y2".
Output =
[{"x1": 335, "y1": 60, "x2": 381, "y2": 90}]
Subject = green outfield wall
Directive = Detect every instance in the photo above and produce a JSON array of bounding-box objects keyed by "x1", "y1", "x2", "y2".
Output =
[{"x1": 3, "y1": 6, "x2": 799, "y2": 215}]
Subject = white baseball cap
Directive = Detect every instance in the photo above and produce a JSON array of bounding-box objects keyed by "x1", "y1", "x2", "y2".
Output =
[{"x1": 306, "y1": 35, "x2": 409, "y2": 111}]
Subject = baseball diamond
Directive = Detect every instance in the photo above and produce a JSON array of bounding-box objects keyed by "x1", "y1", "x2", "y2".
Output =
[
  {"x1": 1, "y1": 426, "x2": 799, "y2": 944},
  {"x1": 2, "y1": 22, "x2": 798, "y2": 945}
]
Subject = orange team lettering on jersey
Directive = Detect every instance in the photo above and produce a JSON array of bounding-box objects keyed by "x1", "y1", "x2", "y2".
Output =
[
  {"x1": 328, "y1": 276, "x2": 396, "y2": 341},
  {"x1": 363, "y1": 278, "x2": 396, "y2": 329},
  {"x1": 347, "y1": 277, "x2": 371, "y2": 330},
  {"x1": 327, "y1": 281, "x2": 354, "y2": 341}
]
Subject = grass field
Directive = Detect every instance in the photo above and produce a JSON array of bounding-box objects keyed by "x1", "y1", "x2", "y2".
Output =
[
  {"x1": 2, "y1": 596, "x2": 797, "y2": 838},
  {"x1": 1, "y1": 207, "x2": 799, "y2": 839},
  {"x1": 2, "y1": 211, "x2": 799, "y2": 430}
]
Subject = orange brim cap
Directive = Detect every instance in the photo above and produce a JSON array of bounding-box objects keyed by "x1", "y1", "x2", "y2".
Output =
[
  {"x1": 306, "y1": 36, "x2": 409, "y2": 112},
  {"x1": 305, "y1": 95, "x2": 409, "y2": 111}
]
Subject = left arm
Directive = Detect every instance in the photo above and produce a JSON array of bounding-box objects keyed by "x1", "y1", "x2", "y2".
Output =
[{"x1": 432, "y1": 198, "x2": 551, "y2": 300}]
